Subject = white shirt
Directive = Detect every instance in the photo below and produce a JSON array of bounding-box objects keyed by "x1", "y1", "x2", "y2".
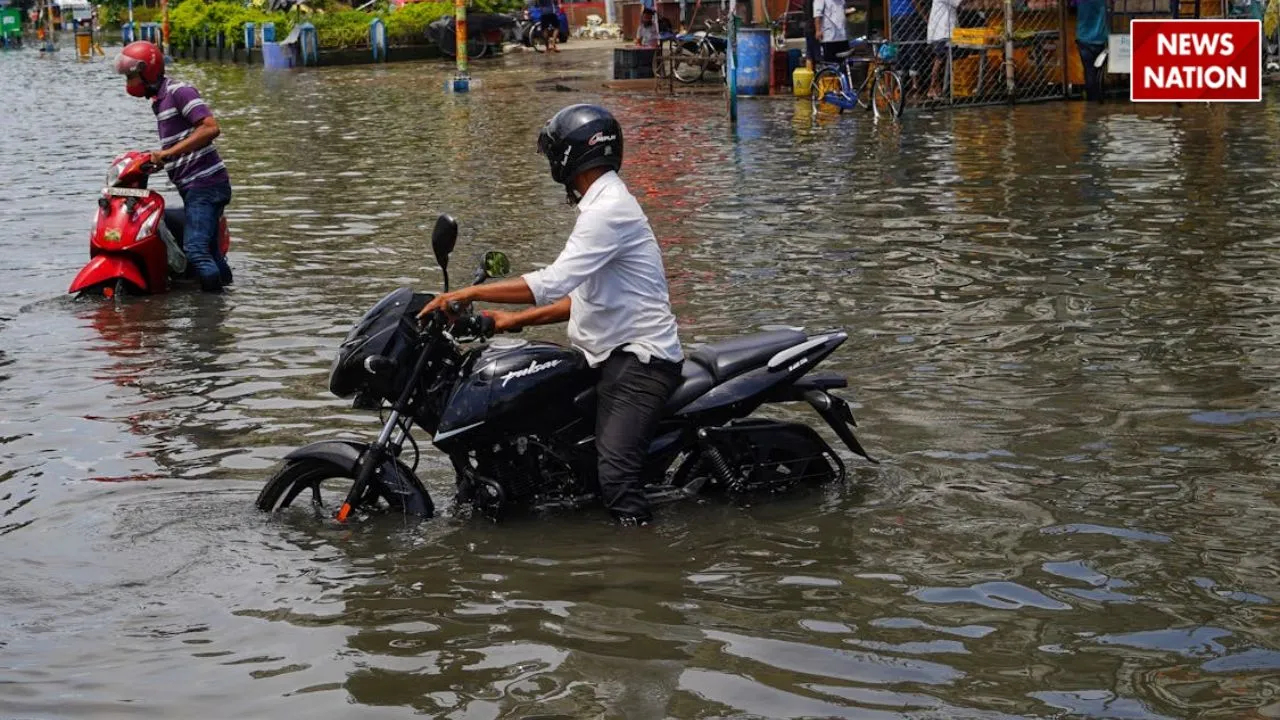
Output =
[
  {"x1": 928, "y1": 0, "x2": 961, "y2": 43},
  {"x1": 523, "y1": 171, "x2": 683, "y2": 367},
  {"x1": 636, "y1": 22, "x2": 660, "y2": 47},
  {"x1": 813, "y1": 0, "x2": 847, "y2": 43}
]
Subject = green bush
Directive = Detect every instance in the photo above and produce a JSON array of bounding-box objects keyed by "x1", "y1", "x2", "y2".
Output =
[
  {"x1": 472, "y1": 0, "x2": 522, "y2": 14},
  {"x1": 384, "y1": 0, "x2": 448, "y2": 45},
  {"x1": 168, "y1": 0, "x2": 458, "y2": 50},
  {"x1": 311, "y1": 8, "x2": 377, "y2": 47},
  {"x1": 170, "y1": 0, "x2": 296, "y2": 47}
]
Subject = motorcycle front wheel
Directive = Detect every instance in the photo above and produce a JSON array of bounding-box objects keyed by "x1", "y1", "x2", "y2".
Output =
[{"x1": 256, "y1": 457, "x2": 422, "y2": 520}]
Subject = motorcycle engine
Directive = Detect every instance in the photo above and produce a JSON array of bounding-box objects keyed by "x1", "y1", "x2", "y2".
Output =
[{"x1": 456, "y1": 437, "x2": 579, "y2": 518}]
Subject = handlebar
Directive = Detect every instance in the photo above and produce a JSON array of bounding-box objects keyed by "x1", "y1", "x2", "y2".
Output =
[{"x1": 418, "y1": 304, "x2": 520, "y2": 341}]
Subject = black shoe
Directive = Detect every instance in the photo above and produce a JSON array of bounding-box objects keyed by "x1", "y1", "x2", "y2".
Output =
[{"x1": 220, "y1": 266, "x2": 233, "y2": 286}]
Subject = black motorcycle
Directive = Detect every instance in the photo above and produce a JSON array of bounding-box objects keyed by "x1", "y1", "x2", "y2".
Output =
[
  {"x1": 426, "y1": 13, "x2": 515, "y2": 59},
  {"x1": 255, "y1": 215, "x2": 877, "y2": 523}
]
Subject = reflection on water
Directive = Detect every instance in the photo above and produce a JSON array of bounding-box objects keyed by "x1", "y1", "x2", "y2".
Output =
[{"x1": 1, "y1": 45, "x2": 1279, "y2": 719}]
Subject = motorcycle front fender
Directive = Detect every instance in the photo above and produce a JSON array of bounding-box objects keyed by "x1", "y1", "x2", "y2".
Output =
[
  {"x1": 69, "y1": 254, "x2": 149, "y2": 294},
  {"x1": 285, "y1": 440, "x2": 434, "y2": 517},
  {"x1": 284, "y1": 439, "x2": 366, "y2": 472}
]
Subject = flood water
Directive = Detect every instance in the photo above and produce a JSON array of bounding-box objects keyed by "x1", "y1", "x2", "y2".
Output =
[{"x1": 2, "y1": 43, "x2": 1279, "y2": 719}]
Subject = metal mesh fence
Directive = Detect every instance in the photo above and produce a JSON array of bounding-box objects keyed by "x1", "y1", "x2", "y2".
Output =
[
  {"x1": 887, "y1": 0, "x2": 1067, "y2": 107},
  {"x1": 1270, "y1": 0, "x2": 1280, "y2": 71}
]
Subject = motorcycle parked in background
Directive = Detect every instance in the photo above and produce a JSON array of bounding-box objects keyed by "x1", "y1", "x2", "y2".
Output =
[{"x1": 426, "y1": 13, "x2": 515, "y2": 59}]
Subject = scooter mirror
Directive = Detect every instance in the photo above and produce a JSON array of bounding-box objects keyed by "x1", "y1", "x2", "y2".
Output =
[
  {"x1": 431, "y1": 214, "x2": 458, "y2": 290},
  {"x1": 482, "y1": 251, "x2": 511, "y2": 280}
]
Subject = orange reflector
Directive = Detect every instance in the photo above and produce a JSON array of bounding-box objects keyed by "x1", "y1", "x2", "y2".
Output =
[
  {"x1": 336, "y1": 502, "x2": 352, "y2": 523},
  {"x1": 103, "y1": 287, "x2": 115, "y2": 299}
]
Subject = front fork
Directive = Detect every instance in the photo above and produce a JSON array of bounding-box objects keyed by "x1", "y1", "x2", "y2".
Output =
[
  {"x1": 337, "y1": 330, "x2": 439, "y2": 522},
  {"x1": 338, "y1": 410, "x2": 412, "y2": 522}
]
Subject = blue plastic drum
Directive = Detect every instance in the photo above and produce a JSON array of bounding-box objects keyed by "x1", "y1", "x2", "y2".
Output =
[{"x1": 735, "y1": 27, "x2": 772, "y2": 96}]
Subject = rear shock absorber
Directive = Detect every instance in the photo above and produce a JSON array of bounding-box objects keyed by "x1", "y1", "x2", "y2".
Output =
[{"x1": 697, "y1": 428, "x2": 738, "y2": 489}]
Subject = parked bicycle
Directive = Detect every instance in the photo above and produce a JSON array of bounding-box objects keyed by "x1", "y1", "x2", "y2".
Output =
[
  {"x1": 655, "y1": 18, "x2": 728, "y2": 84},
  {"x1": 810, "y1": 39, "x2": 905, "y2": 120}
]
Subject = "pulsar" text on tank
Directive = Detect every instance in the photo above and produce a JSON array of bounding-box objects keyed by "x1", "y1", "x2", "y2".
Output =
[{"x1": 500, "y1": 359, "x2": 562, "y2": 387}]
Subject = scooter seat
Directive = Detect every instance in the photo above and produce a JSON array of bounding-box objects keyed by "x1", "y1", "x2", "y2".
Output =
[
  {"x1": 163, "y1": 207, "x2": 186, "y2": 239},
  {"x1": 689, "y1": 330, "x2": 807, "y2": 382}
]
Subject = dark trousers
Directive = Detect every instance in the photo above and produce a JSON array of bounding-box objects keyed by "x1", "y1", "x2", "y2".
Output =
[
  {"x1": 595, "y1": 351, "x2": 682, "y2": 523},
  {"x1": 820, "y1": 39, "x2": 850, "y2": 63},
  {"x1": 179, "y1": 181, "x2": 233, "y2": 292},
  {"x1": 1077, "y1": 41, "x2": 1105, "y2": 102}
]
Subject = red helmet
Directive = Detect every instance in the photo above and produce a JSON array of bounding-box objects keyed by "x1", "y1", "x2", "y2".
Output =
[{"x1": 114, "y1": 41, "x2": 164, "y2": 97}]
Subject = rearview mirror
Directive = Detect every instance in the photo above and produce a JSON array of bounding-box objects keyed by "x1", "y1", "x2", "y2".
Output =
[
  {"x1": 483, "y1": 251, "x2": 511, "y2": 279},
  {"x1": 432, "y1": 214, "x2": 458, "y2": 290}
]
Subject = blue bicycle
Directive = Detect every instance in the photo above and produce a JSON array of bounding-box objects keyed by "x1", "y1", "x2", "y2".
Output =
[{"x1": 810, "y1": 39, "x2": 905, "y2": 120}]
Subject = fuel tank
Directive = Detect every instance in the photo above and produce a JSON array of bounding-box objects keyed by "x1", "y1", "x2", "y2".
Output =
[{"x1": 433, "y1": 338, "x2": 592, "y2": 449}]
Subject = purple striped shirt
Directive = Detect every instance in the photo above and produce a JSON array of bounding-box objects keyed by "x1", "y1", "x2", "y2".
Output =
[{"x1": 151, "y1": 77, "x2": 230, "y2": 191}]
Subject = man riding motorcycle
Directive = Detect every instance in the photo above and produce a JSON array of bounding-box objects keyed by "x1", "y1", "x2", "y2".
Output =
[{"x1": 419, "y1": 105, "x2": 682, "y2": 527}]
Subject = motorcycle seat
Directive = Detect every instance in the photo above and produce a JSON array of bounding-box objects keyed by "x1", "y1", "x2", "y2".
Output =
[
  {"x1": 163, "y1": 207, "x2": 185, "y2": 239},
  {"x1": 689, "y1": 329, "x2": 807, "y2": 382},
  {"x1": 666, "y1": 359, "x2": 714, "y2": 413}
]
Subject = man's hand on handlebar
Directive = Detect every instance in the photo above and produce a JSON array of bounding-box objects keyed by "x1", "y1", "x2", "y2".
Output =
[
  {"x1": 484, "y1": 309, "x2": 522, "y2": 333},
  {"x1": 418, "y1": 289, "x2": 472, "y2": 322}
]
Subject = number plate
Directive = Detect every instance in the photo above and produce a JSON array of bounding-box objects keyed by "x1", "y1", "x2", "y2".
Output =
[{"x1": 106, "y1": 187, "x2": 151, "y2": 198}]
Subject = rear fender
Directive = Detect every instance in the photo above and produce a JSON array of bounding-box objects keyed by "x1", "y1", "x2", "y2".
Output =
[
  {"x1": 284, "y1": 440, "x2": 434, "y2": 517},
  {"x1": 800, "y1": 390, "x2": 878, "y2": 464},
  {"x1": 69, "y1": 254, "x2": 149, "y2": 294}
]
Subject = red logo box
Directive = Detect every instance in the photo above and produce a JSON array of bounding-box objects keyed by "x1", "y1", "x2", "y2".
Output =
[{"x1": 1130, "y1": 19, "x2": 1262, "y2": 103}]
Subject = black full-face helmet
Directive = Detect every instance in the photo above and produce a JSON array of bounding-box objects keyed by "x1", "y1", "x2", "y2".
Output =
[{"x1": 536, "y1": 104, "x2": 624, "y2": 202}]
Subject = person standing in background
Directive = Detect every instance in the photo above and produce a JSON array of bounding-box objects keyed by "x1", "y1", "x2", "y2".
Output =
[
  {"x1": 927, "y1": 0, "x2": 961, "y2": 100},
  {"x1": 889, "y1": 0, "x2": 928, "y2": 95},
  {"x1": 813, "y1": 0, "x2": 848, "y2": 62},
  {"x1": 636, "y1": 7, "x2": 660, "y2": 46},
  {"x1": 1075, "y1": 0, "x2": 1109, "y2": 102}
]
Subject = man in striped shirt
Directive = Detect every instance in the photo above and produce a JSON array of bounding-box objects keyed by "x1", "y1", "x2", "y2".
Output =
[{"x1": 115, "y1": 41, "x2": 233, "y2": 292}]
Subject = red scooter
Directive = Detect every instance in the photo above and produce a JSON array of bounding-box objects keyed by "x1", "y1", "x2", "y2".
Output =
[{"x1": 69, "y1": 151, "x2": 231, "y2": 298}]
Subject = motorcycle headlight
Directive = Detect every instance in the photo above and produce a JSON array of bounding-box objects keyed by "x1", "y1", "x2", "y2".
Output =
[
  {"x1": 137, "y1": 210, "x2": 161, "y2": 239},
  {"x1": 105, "y1": 160, "x2": 125, "y2": 188}
]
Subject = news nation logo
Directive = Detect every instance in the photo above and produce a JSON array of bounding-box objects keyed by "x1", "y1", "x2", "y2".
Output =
[{"x1": 1131, "y1": 19, "x2": 1262, "y2": 102}]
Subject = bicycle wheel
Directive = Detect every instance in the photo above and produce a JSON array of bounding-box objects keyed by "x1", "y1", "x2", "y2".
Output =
[
  {"x1": 856, "y1": 67, "x2": 874, "y2": 111},
  {"x1": 529, "y1": 24, "x2": 547, "y2": 52},
  {"x1": 874, "y1": 69, "x2": 905, "y2": 119},
  {"x1": 672, "y1": 43, "x2": 705, "y2": 83},
  {"x1": 467, "y1": 34, "x2": 488, "y2": 59},
  {"x1": 810, "y1": 67, "x2": 844, "y2": 115}
]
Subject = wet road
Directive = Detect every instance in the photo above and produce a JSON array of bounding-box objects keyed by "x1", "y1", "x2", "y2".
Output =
[{"x1": 2, "y1": 43, "x2": 1279, "y2": 719}]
